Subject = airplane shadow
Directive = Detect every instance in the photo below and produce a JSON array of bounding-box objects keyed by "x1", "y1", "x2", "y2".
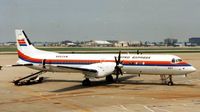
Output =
[
  {"x1": 50, "y1": 75, "x2": 137, "y2": 92},
  {"x1": 44, "y1": 79, "x2": 82, "y2": 83},
  {"x1": 120, "y1": 81, "x2": 195, "y2": 87},
  {"x1": 119, "y1": 77, "x2": 196, "y2": 87},
  {"x1": 45, "y1": 75, "x2": 195, "y2": 92}
]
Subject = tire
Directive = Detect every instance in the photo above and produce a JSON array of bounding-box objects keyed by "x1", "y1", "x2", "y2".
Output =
[
  {"x1": 106, "y1": 75, "x2": 114, "y2": 83},
  {"x1": 82, "y1": 79, "x2": 91, "y2": 86},
  {"x1": 168, "y1": 82, "x2": 174, "y2": 86}
]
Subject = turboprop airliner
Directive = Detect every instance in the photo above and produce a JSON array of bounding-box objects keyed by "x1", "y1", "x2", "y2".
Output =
[{"x1": 0, "y1": 30, "x2": 196, "y2": 86}]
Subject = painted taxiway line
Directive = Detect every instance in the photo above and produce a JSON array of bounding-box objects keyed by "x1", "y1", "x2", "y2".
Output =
[
  {"x1": 153, "y1": 107, "x2": 171, "y2": 112},
  {"x1": 120, "y1": 105, "x2": 129, "y2": 111},
  {"x1": 143, "y1": 105, "x2": 155, "y2": 112}
]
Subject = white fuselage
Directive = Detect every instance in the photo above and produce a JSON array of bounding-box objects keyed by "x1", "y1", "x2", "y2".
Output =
[
  {"x1": 18, "y1": 50, "x2": 196, "y2": 76},
  {"x1": 14, "y1": 29, "x2": 196, "y2": 79},
  {"x1": 13, "y1": 29, "x2": 197, "y2": 86}
]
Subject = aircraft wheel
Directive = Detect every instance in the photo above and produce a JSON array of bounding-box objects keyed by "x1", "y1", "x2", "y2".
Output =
[
  {"x1": 82, "y1": 78, "x2": 91, "y2": 86},
  {"x1": 168, "y1": 81, "x2": 174, "y2": 86},
  {"x1": 106, "y1": 75, "x2": 114, "y2": 83}
]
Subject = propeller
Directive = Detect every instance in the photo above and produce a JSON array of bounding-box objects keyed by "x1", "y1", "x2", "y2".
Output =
[
  {"x1": 137, "y1": 50, "x2": 139, "y2": 54},
  {"x1": 114, "y1": 51, "x2": 123, "y2": 82}
]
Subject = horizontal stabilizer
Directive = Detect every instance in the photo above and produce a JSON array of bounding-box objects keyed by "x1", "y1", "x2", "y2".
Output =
[
  {"x1": 57, "y1": 65, "x2": 97, "y2": 73},
  {"x1": 0, "y1": 64, "x2": 33, "y2": 70},
  {"x1": 6, "y1": 64, "x2": 33, "y2": 67},
  {"x1": 1, "y1": 64, "x2": 33, "y2": 68}
]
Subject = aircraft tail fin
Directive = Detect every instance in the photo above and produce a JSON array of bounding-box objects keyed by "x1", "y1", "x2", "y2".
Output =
[
  {"x1": 15, "y1": 29, "x2": 35, "y2": 52},
  {"x1": 15, "y1": 29, "x2": 40, "y2": 64},
  {"x1": 15, "y1": 29, "x2": 57, "y2": 64}
]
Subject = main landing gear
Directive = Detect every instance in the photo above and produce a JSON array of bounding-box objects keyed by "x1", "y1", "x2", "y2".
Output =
[
  {"x1": 12, "y1": 70, "x2": 46, "y2": 86},
  {"x1": 82, "y1": 75, "x2": 115, "y2": 86},
  {"x1": 106, "y1": 75, "x2": 114, "y2": 83},
  {"x1": 82, "y1": 78, "x2": 91, "y2": 86},
  {"x1": 160, "y1": 75, "x2": 174, "y2": 86}
]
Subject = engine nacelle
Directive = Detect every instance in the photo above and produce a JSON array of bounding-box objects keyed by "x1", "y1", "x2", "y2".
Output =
[{"x1": 84, "y1": 62, "x2": 116, "y2": 78}]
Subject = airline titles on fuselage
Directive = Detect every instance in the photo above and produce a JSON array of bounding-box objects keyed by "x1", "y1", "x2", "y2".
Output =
[
  {"x1": 55, "y1": 55, "x2": 151, "y2": 60},
  {"x1": 121, "y1": 56, "x2": 151, "y2": 60},
  {"x1": 56, "y1": 55, "x2": 68, "y2": 58},
  {"x1": 132, "y1": 56, "x2": 151, "y2": 59}
]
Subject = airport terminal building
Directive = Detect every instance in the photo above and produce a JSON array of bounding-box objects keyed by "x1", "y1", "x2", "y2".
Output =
[{"x1": 189, "y1": 37, "x2": 200, "y2": 46}]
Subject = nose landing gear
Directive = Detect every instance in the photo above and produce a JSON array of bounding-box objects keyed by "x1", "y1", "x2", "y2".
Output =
[
  {"x1": 160, "y1": 75, "x2": 174, "y2": 86},
  {"x1": 167, "y1": 75, "x2": 174, "y2": 86}
]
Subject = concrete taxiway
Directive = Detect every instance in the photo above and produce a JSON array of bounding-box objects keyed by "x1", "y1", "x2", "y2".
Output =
[{"x1": 0, "y1": 53, "x2": 200, "y2": 112}]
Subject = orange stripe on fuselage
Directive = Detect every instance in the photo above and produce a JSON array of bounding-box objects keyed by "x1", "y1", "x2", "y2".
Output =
[{"x1": 18, "y1": 50, "x2": 42, "y2": 63}]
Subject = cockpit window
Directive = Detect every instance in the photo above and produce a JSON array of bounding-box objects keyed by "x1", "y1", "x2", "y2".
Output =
[
  {"x1": 172, "y1": 58, "x2": 182, "y2": 63},
  {"x1": 176, "y1": 59, "x2": 182, "y2": 62},
  {"x1": 172, "y1": 58, "x2": 175, "y2": 63}
]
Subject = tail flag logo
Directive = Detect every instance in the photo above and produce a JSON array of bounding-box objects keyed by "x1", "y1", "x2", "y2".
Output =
[{"x1": 18, "y1": 39, "x2": 27, "y2": 46}]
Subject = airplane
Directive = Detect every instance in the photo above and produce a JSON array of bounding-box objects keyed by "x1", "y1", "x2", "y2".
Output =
[{"x1": 0, "y1": 29, "x2": 197, "y2": 86}]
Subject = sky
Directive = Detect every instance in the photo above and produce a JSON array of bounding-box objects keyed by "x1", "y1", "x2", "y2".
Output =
[{"x1": 0, "y1": 0, "x2": 200, "y2": 42}]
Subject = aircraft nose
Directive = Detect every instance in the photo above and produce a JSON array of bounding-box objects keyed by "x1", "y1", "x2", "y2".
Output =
[
  {"x1": 183, "y1": 65, "x2": 197, "y2": 74},
  {"x1": 191, "y1": 66, "x2": 197, "y2": 72},
  {"x1": 186, "y1": 66, "x2": 197, "y2": 73}
]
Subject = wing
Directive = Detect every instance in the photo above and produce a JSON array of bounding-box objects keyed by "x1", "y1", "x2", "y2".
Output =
[
  {"x1": 55, "y1": 62, "x2": 116, "y2": 78},
  {"x1": 56, "y1": 65, "x2": 98, "y2": 73}
]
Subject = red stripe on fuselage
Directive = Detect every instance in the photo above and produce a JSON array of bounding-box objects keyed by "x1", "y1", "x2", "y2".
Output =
[
  {"x1": 18, "y1": 50, "x2": 42, "y2": 63},
  {"x1": 17, "y1": 50, "x2": 189, "y2": 65}
]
